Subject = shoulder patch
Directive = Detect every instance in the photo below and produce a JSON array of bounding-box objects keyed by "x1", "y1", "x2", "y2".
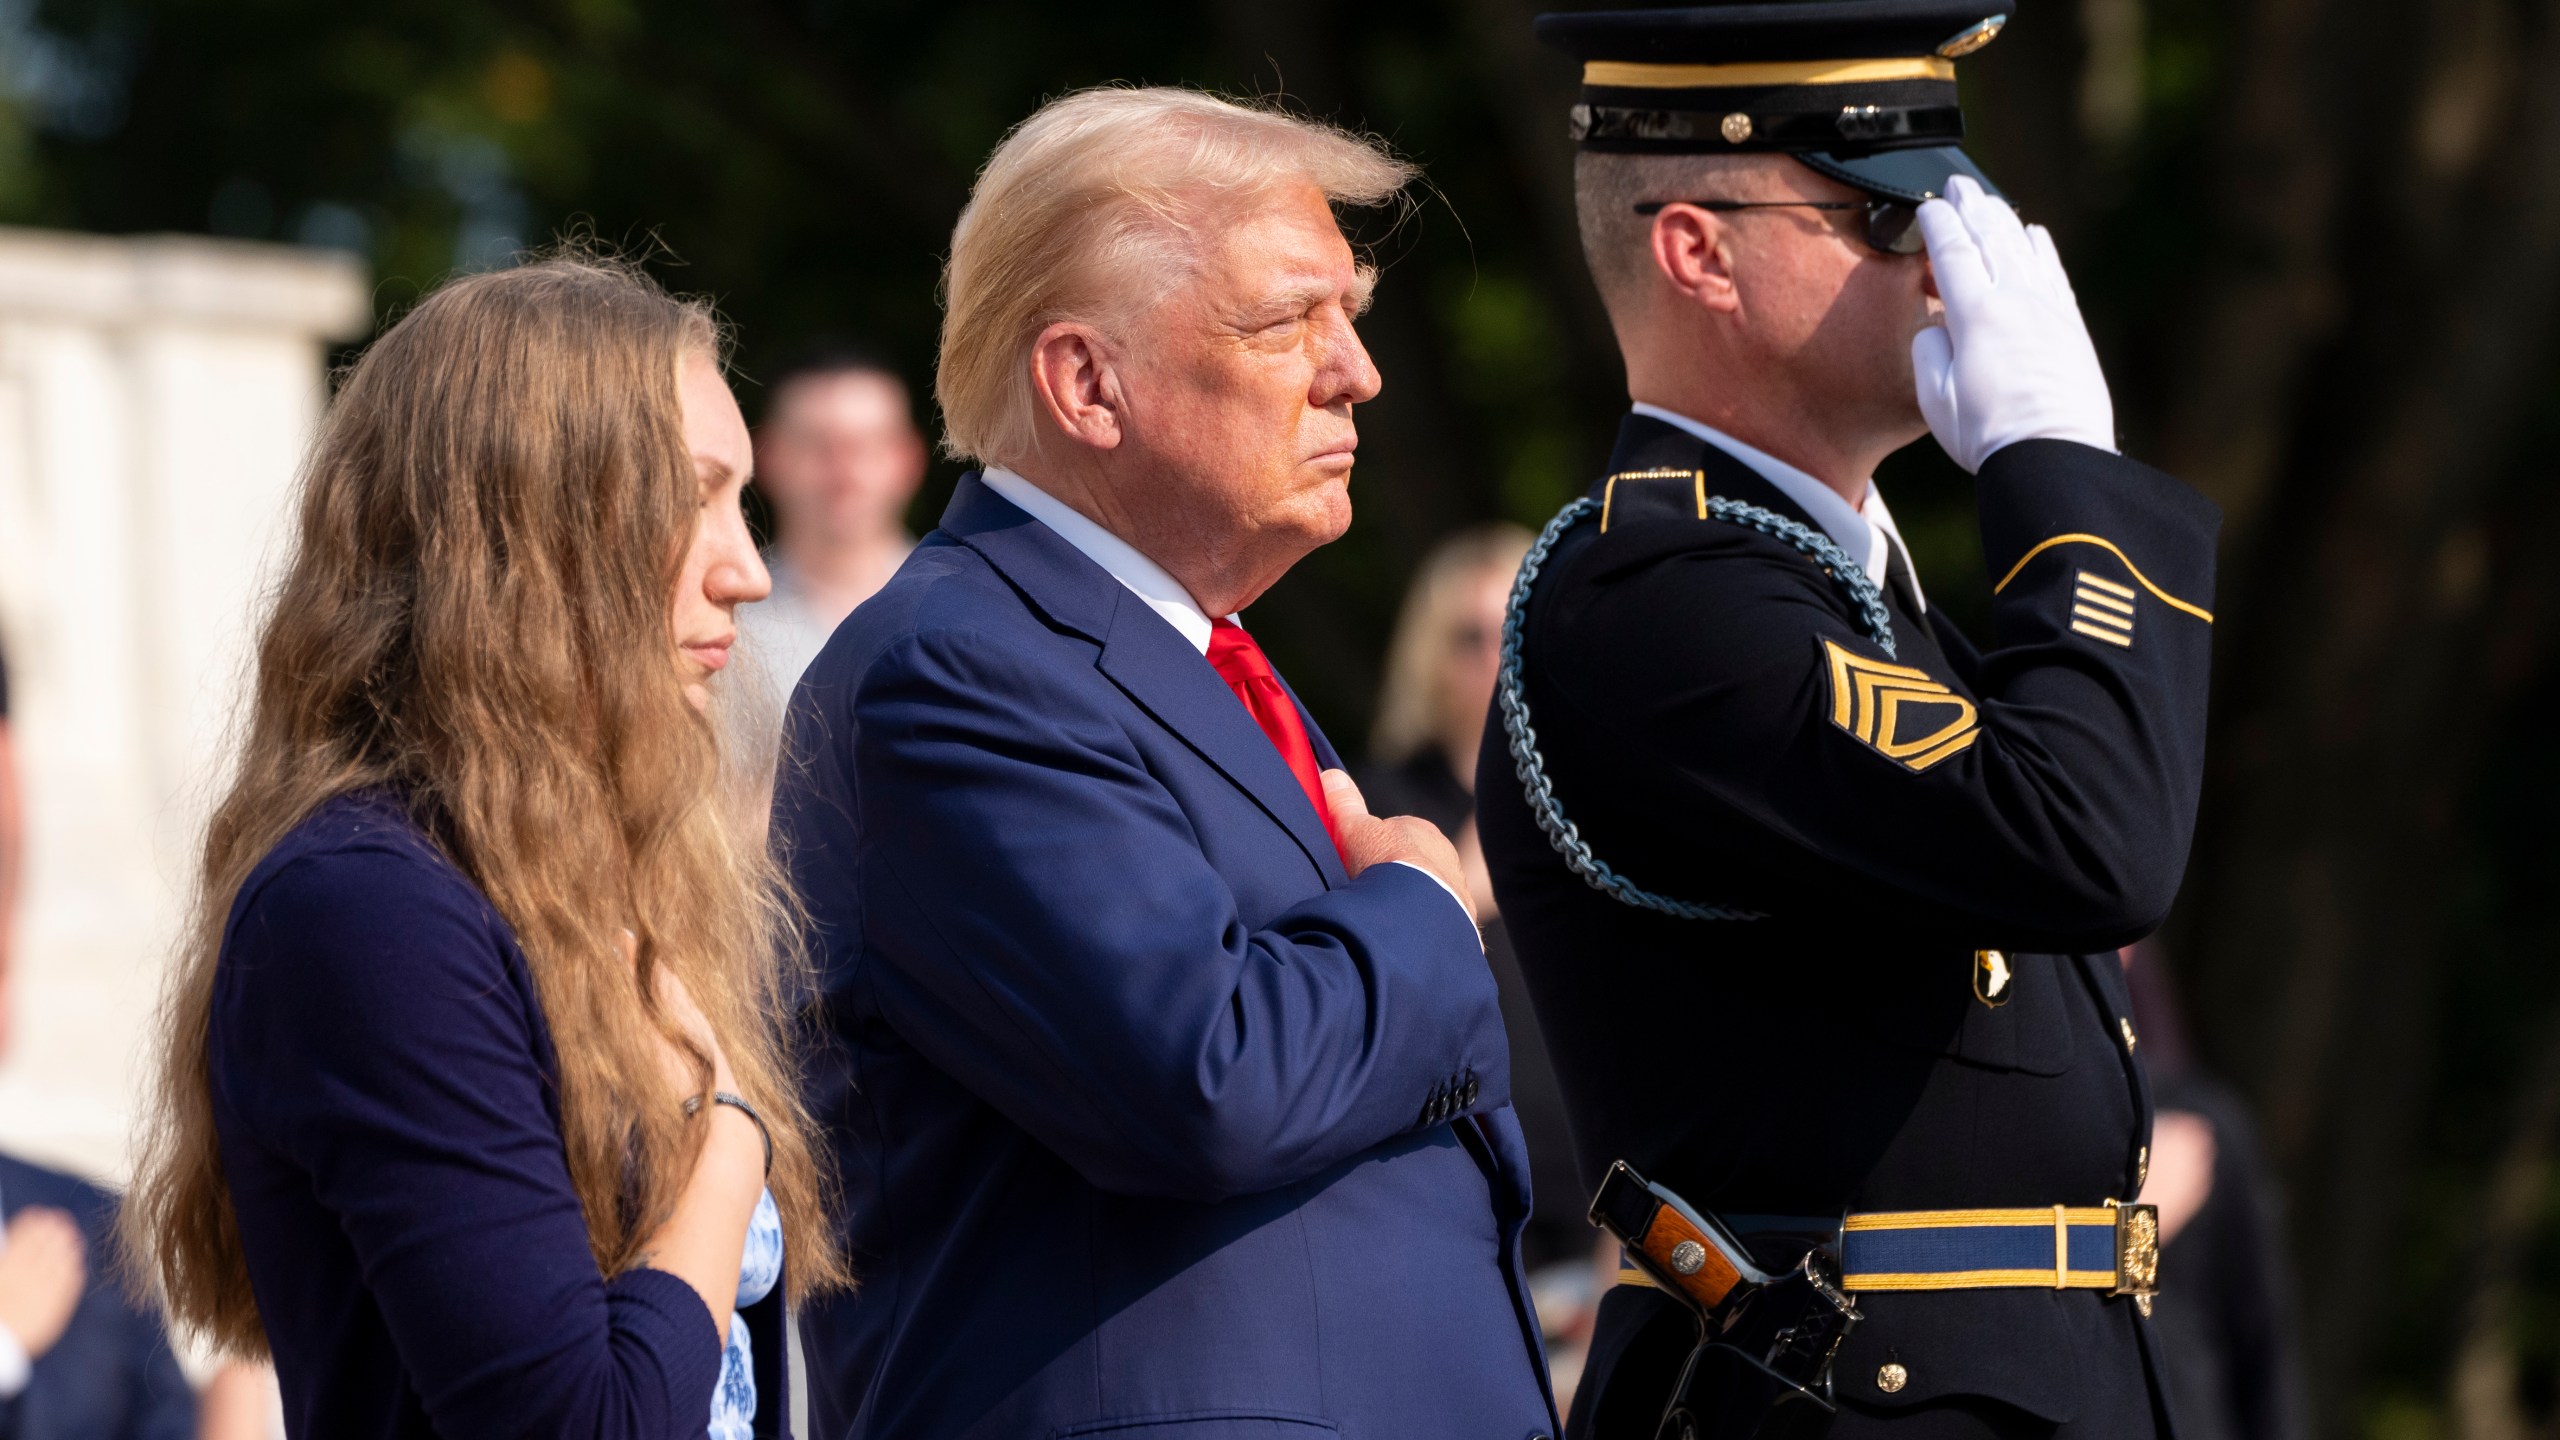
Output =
[{"x1": 1819, "y1": 637, "x2": 1979, "y2": 772}]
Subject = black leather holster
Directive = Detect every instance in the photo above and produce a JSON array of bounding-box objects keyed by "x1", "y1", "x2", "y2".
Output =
[{"x1": 1589, "y1": 1162, "x2": 1860, "y2": 1440}]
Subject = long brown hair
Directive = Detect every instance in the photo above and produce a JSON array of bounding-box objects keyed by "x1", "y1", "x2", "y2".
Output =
[{"x1": 124, "y1": 252, "x2": 845, "y2": 1356}]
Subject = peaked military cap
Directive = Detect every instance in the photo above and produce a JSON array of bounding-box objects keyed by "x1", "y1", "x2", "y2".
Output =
[{"x1": 1535, "y1": 0, "x2": 2012, "y2": 202}]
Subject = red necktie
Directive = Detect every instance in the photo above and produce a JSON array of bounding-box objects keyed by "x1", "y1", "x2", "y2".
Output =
[{"x1": 1205, "y1": 619, "x2": 1343, "y2": 860}]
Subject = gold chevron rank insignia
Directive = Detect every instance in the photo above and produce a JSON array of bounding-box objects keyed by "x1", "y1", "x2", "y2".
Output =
[{"x1": 1819, "y1": 638, "x2": 1981, "y2": 773}]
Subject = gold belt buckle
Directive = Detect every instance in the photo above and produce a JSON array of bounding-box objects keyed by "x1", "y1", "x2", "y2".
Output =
[{"x1": 2109, "y1": 1200, "x2": 2160, "y2": 1316}]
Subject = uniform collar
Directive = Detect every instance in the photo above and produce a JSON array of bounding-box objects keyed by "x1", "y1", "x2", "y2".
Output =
[
  {"x1": 1628, "y1": 404, "x2": 1926, "y2": 612},
  {"x1": 981, "y1": 467, "x2": 1230, "y2": 655}
]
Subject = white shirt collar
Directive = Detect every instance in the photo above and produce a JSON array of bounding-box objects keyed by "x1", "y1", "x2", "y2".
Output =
[
  {"x1": 980, "y1": 467, "x2": 1226, "y2": 653},
  {"x1": 1628, "y1": 403, "x2": 1925, "y2": 612}
]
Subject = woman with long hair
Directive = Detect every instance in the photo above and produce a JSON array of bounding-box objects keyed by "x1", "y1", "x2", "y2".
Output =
[{"x1": 123, "y1": 253, "x2": 843, "y2": 1438}]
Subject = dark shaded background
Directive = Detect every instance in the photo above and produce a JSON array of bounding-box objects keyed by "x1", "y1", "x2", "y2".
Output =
[{"x1": 7, "y1": 2, "x2": 2560, "y2": 1436}]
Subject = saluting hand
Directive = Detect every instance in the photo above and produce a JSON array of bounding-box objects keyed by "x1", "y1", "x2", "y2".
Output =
[
  {"x1": 1911, "y1": 174, "x2": 2117, "y2": 473},
  {"x1": 1321, "y1": 770, "x2": 1478, "y2": 926}
]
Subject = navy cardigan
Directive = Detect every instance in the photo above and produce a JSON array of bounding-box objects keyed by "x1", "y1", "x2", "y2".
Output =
[{"x1": 210, "y1": 792, "x2": 782, "y2": 1439}]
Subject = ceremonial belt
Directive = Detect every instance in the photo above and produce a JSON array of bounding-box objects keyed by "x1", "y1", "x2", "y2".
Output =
[{"x1": 1617, "y1": 1202, "x2": 2160, "y2": 1304}]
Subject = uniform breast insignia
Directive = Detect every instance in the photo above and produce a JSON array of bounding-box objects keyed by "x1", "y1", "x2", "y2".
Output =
[
  {"x1": 1972, "y1": 949, "x2": 2012, "y2": 1007},
  {"x1": 1819, "y1": 638, "x2": 1979, "y2": 772},
  {"x1": 2071, "y1": 571, "x2": 2137, "y2": 648}
]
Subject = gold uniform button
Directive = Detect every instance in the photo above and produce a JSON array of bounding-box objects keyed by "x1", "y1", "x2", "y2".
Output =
[
  {"x1": 2119, "y1": 1017, "x2": 2138, "y2": 1051},
  {"x1": 1877, "y1": 1362, "x2": 1909, "y2": 1394},
  {"x1": 1720, "y1": 112, "x2": 1754, "y2": 144}
]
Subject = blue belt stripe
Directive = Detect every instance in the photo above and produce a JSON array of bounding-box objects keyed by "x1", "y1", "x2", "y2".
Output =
[{"x1": 1842, "y1": 1224, "x2": 2115, "y2": 1275}]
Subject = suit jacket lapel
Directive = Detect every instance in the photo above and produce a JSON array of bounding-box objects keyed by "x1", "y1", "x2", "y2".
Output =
[
  {"x1": 1094, "y1": 599, "x2": 1349, "y2": 887},
  {"x1": 941, "y1": 473, "x2": 1349, "y2": 888}
]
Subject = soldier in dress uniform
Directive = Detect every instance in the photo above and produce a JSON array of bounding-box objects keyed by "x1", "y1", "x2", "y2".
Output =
[{"x1": 1474, "y1": 2, "x2": 2221, "y2": 1436}]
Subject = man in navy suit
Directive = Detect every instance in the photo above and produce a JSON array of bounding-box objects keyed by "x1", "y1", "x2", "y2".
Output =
[{"x1": 775, "y1": 87, "x2": 1558, "y2": 1440}]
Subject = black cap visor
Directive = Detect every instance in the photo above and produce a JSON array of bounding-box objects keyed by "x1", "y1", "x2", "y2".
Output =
[{"x1": 1797, "y1": 143, "x2": 1999, "y2": 203}]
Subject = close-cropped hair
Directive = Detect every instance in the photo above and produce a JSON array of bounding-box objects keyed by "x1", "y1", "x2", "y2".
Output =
[
  {"x1": 1573, "y1": 149, "x2": 1762, "y2": 310},
  {"x1": 938, "y1": 85, "x2": 1416, "y2": 470},
  {"x1": 1370, "y1": 524, "x2": 1533, "y2": 766},
  {"x1": 123, "y1": 251, "x2": 846, "y2": 1357}
]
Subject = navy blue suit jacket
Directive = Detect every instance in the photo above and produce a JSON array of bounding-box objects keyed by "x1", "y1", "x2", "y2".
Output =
[
  {"x1": 0, "y1": 1153, "x2": 192, "y2": 1440},
  {"x1": 777, "y1": 475, "x2": 1558, "y2": 1440}
]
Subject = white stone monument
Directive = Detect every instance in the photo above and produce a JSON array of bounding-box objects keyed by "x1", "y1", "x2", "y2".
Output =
[{"x1": 0, "y1": 228, "x2": 372, "y2": 1182}]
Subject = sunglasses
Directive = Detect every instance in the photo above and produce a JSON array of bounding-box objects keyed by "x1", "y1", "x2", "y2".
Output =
[{"x1": 1632, "y1": 197, "x2": 1925, "y2": 256}]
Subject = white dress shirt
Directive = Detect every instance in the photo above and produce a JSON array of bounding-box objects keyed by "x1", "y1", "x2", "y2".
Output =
[
  {"x1": 1630, "y1": 403, "x2": 1927, "y2": 612},
  {"x1": 983, "y1": 468, "x2": 1224, "y2": 653},
  {"x1": 980, "y1": 467, "x2": 1474, "y2": 927},
  {"x1": 736, "y1": 556, "x2": 848, "y2": 713}
]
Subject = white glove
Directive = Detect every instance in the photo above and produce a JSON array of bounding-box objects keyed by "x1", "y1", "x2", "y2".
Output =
[{"x1": 1910, "y1": 175, "x2": 2116, "y2": 474}]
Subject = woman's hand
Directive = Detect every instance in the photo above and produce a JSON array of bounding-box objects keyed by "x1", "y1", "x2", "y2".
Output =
[
  {"x1": 624, "y1": 932, "x2": 764, "y2": 1338},
  {"x1": 641, "y1": 944, "x2": 740, "y2": 1102}
]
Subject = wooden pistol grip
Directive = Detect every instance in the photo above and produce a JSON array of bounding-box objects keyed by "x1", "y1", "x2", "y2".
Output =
[{"x1": 1639, "y1": 1204, "x2": 1747, "y2": 1311}]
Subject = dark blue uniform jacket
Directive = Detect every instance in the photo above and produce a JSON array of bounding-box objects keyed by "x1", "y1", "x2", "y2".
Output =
[
  {"x1": 0, "y1": 1152, "x2": 192, "y2": 1440},
  {"x1": 776, "y1": 474, "x2": 1558, "y2": 1440},
  {"x1": 1477, "y1": 417, "x2": 2220, "y2": 1438}
]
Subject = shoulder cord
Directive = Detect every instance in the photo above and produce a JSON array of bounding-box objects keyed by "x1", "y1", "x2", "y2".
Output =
[{"x1": 1494, "y1": 488, "x2": 1900, "y2": 922}]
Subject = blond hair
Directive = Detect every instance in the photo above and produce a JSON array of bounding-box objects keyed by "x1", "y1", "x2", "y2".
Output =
[
  {"x1": 1370, "y1": 524, "x2": 1533, "y2": 765},
  {"x1": 938, "y1": 86, "x2": 1415, "y2": 469},
  {"x1": 124, "y1": 253, "x2": 846, "y2": 1356}
]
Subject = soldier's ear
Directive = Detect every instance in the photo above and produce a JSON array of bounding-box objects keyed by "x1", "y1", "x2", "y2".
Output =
[{"x1": 1648, "y1": 206, "x2": 1743, "y2": 316}]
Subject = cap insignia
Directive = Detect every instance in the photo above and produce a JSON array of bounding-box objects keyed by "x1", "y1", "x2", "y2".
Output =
[{"x1": 1936, "y1": 16, "x2": 2008, "y2": 58}]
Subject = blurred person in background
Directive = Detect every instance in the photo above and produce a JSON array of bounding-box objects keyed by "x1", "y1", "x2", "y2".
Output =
[
  {"x1": 1360, "y1": 525, "x2": 1527, "y2": 921},
  {"x1": 0, "y1": 637, "x2": 14, "y2": 998},
  {"x1": 1355, "y1": 526, "x2": 1611, "y2": 1397},
  {"x1": 2124, "y1": 942, "x2": 2307, "y2": 1440},
  {"x1": 0, "y1": 642, "x2": 199, "y2": 1439},
  {"x1": 737, "y1": 347, "x2": 927, "y2": 710},
  {"x1": 122, "y1": 254, "x2": 845, "y2": 1440}
]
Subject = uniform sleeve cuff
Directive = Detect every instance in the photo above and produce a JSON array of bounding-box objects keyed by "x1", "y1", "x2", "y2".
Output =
[{"x1": 1974, "y1": 439, "x2": 2223, "y2": 620}]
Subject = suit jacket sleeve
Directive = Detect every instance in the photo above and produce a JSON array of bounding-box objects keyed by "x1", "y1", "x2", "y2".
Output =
[
  {"x1": 214, "y1": 847, "x2": 724, "y2": 1439},
  {"x1": 1547, "y1": 441, "x2": 2219, "y2": 951},
  {"x1": 847, "y1": 625, "x2": 1505, "y2": 1204}
]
